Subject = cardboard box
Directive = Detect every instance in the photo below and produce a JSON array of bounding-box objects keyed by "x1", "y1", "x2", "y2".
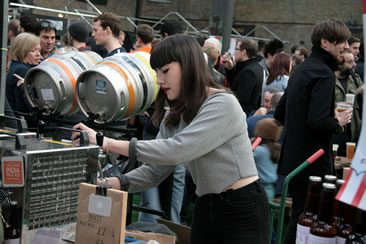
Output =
[{"x1": 125, "y1": 230, "x2": 176, "y2": 244}]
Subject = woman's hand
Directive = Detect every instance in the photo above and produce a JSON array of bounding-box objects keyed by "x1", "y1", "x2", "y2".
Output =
[
  {"x1": 335, "y1": 109, "x2": 353, "y2": 127},
  {"x1": 96, "y1": 177, "x2": 122, "y2": 190},
  {"x1": 72, "y1": 123, "x2": 97, "y2": 145}
]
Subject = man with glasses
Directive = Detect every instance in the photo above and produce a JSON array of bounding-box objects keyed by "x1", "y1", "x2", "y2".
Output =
[
  {"x1": 223, "y1": 38, "x2": 263, "y2": 115},
  {"x1": 333, "y1": 49, "x2": 363, "y2": 156},
  {"x1": 34, "y1": 20, "x2": 57, "y2": 60}
]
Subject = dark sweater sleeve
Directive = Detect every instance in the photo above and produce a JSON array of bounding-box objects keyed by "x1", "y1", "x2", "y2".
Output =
[{"x1": 307, "y1": 75, "x2": 340, "y2": 133}]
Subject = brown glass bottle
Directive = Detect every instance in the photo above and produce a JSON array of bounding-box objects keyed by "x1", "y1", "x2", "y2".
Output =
[
  {"x1": 337, "y1": 203, "x2": 355, "y2": 244},
  {"x1": 324, "y1": 175, "x2": 337, "y2": 184},
  {"x1": 333, "y1": 179, "x2": 345, "y2": 227},
  {"x1": 295, "y1": 176, "x2": 322, "y2": 243},
  {"x1": 309, "y1": 183, "x2": 337, "y2": 243},
  {"x1": 345, "y1": 208, "x2": 366, "y2": 243}
]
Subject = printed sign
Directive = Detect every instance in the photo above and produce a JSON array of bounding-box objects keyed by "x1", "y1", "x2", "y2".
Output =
[{"x1": 1, "y1": 156, "x2": 25, "y2": 187}]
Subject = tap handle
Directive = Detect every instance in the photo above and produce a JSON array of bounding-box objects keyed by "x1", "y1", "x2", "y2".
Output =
[{"x1": 96, "y1": 132, "x2": 104, "y2": 147}]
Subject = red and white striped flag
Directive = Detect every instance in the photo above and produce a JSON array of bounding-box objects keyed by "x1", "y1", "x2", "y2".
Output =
[{"x1": 335, "y1": 0, "x2": 366, "y2": 211}]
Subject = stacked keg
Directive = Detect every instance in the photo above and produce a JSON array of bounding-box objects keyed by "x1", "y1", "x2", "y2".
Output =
[
  {"x1": 24, "y1": 50, "x2": 103, "y2": 116},
  {"x1": 76, "y1": 52, "x2": 158, "y2": 124},
  {"x1": 23, "y1": 50, "x2": 158, "y2": 124}
]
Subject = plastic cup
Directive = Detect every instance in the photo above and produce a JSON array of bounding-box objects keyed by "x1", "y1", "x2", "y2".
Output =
[
  {"x1": 336, "y1": 102, "x2": 353, "y2": 113},
  {"x1": 346, "y1": 94, "x2": 356, "y2": 105},
  {"x1": 346, "y1": 142, "x2": 356, "y2": 161},
  {"x1": 332, "y1": 144, "x2": 339, "y2": 160}
]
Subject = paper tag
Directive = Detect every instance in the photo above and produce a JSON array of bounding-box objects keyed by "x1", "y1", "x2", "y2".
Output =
[
  {"x1": 1, "y1": 156, "x2": 25, "y2": 187},
  {"x1": 88, "y1": 193, "x2": 112, "y2": 217},
  {"x1": 41, "y1": 88, "x2": 55, "y2": 101}
]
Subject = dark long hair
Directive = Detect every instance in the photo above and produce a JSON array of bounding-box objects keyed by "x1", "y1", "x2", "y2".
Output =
[
  {"x1": 266, "y1": 53, "x2": 291, "y2": 85},
  {"x1": 150, "y1": 34, "x2": 220, "y2": 127}
]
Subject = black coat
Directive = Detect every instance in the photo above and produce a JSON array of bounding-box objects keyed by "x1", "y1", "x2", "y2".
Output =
[
  {"x1": 6, "y1": 61, "x2": 35, "y2": 114},
  {"x1": 227, "y1": 59, "x2": 263, "y2": 115},
  {"x1": 274, "y1": 47, "x2": 341, "y2": 180}
]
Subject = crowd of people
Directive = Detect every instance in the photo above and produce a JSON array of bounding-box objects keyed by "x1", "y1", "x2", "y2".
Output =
[{"x1": 2, "y1": 12, "x2": 364, "y2": 243}]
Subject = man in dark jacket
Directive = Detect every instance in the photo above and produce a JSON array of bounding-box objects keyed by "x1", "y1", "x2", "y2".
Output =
[
  {"x1": 224, "y1": 38, "x2": 263, "y2": 115},
  {"x1": 274, "y1": 19, "x2": 352, "y2": 243}
]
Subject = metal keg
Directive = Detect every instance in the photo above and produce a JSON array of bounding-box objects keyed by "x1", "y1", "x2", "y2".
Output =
[
  {"x1": 76, "y1": 52, "x2": 158, "y2": 124},
  {"x1": 23, "y1": 51, "x2": 102, "y2": 115}
]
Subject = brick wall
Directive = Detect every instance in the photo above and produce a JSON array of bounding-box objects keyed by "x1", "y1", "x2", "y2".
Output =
[{"x1": 30, "y1": 0, "x2": 363, "y2": 49}]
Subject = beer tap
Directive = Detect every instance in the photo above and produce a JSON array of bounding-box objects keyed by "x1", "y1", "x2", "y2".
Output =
[{"x1": 96, "y1": 132, "x2": 106, "y2": 180}]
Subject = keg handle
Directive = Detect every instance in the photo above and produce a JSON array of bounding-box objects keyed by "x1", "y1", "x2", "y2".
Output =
[
  {"x1": 96, "y1": 132, "x2": 106, "y2": 179},
  {"x1": 0, "y1": 131, "x2": 26, "y2": 150},
  {"x1": 0, "y1": 115, "x2": 28, "y2": 133}
]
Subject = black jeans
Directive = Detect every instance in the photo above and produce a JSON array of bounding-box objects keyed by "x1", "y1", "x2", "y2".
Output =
[
  {"x1": 190, "y1": 180, "x2": 270, "y2": 244},
  {"x1": 284, "y1": 178, "x2": 308, "y2": 244}
]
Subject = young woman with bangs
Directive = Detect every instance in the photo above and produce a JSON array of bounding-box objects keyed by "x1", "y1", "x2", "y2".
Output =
[{"x1": 72, "y1": 34, "x2": 269, "y2": 244}]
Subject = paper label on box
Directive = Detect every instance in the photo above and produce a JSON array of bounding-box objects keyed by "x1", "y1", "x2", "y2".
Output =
[
  {"x1": 88, "y1": 193, "x2": 112, "y2": 217},
  {"x1": 1, "y1": 156, "x2": 25, "y2": 187}
]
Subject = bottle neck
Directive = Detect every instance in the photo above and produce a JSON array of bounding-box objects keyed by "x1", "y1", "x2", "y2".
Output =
[
  {"x1": 304, "y1": 183, "x2": 321, "y2": 214},
  {"x1": 353, "y1": 209, "x2": 366, "y2": 235},
  {"x1": 318, "y1": 190, "x2": 335, "y2": 223}
]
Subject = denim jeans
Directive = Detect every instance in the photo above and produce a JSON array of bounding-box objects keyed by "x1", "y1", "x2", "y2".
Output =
[
  {"x1": 190, "y1": 180, "x2": 269, "y2": 244},
  {"x1": 138, "y1": 164, "x2": 186, "y2": 223}
]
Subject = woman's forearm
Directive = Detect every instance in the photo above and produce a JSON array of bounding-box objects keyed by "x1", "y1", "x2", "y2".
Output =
[{"x1": 104, "y1": 137, "x2": 130, "y2": 157}]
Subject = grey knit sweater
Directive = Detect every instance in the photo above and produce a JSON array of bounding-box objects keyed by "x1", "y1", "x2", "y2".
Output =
[{"x1": 126, "y1": 92, "x2": 258, "y2": 196}]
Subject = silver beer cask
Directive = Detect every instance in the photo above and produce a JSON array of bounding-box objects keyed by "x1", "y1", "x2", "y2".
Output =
[
  {"x1": 76, "y1": 52, "x2": 158, "y2": 124},
  {"x1": 24, "y1": 50, "x2": 103, "y2": 116}
]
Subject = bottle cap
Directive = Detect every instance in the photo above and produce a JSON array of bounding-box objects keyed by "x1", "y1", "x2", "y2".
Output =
[
  {"x1": 322, "y1": 183, "x2": 336, "y2": 189},
  {"x1": 309, "y1": 176, "x2": 322, "y2": 182}
]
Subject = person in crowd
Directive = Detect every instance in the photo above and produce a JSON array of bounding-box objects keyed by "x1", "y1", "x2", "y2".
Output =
[
  {"x1": 67, "y1": 20, "x2": 91, "y2": 51},
  {"x1": 264, "y1": 52, "x2": 291, "y2": 92},
  {"x1": 202, "y1": 46, "x2": 225, "y2": 85},
  {"x1": 19, "y1": 15, "x2": 37, "y2": 34},
  {"x1": 254, "y1": 39, "x2": 266, "y2": 62},
  {"x1": 333, "y1": 49, "x2": 363, "y2": 156},
  {"x1": 274, "y1": 19, "x2": 353, "y2": 243},
  {"x1": 259, "y1": 39, "x2": 284, "y2": 81},
  {"x1": 294, "y1": 47, "x2": 309, "y2": 63},
  {"x1": 34, "y1": 20, "x2": 57, "y2": 60},
  {"x1": 247, "y1": 90, "x2": 283, "y2": 138},
  {"x1": 290, "y1": 44, "x2": 299, "y2": 55},
  {"x1": 8, "y1": 19, "x2": 20, "y2": 45},
  {"x1": 7, "y1": 19, "x2": 21, "y2": 73},
  {"x1": 130, "y1": 24, "x2": 154, "y2": 54},
  {"x1": 348, "y1": 36, "x2": 361, "y2": 62},
  {"x1": 291, "y1": 46, "x2": 309, "y2": 72},
  {"x1": 348, "y1": 36, "x2": 364, "y2": 82},
  {"x1": 159, "y1": 19, "x2": 183, "y2": 38},
  {"x1": 202, "y1": 37, "x2": 225, "y2": 76},
  {"x1": 253, "y1": 118, "x2": 282, "y2": 200},
  {"x1": 72, "y1": 34, "x2": 269, "y2": 243},
  {"x1": 6, "y1": 33, "x2": 41, "y2": 126},
  {"x1": 223, "y1": 38, "x2": 263, "y2": 115},
  {"x1": 92, "y1": 13, "x2": 126, "y2": 57},
  {"x1": 119, "y1": 30, "x2": 126, "y2": 46}
]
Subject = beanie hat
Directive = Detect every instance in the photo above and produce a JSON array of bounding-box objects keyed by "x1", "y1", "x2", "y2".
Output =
[
  {"x1": 254, "y1": 118, "x2": 282, "y2": 142},
  {"x1": 68, "y1": 21, "x2": 89, "y2": 43},
  {"x1": 204, "y1": 37, "x2": 222, "y2": 54}
]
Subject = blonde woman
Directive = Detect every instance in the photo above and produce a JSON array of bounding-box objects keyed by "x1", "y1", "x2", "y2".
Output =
[{"x1": 6, "y1": 32, "x2": 41, "y2": 122}]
